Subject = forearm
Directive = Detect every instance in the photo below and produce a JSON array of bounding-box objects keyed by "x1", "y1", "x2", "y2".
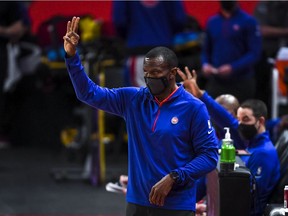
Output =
[
  {"x1": 176, "y1": 149, "x2": 218, "y2": 185},
  {"x1": 65, "y1": 53, "x2": 125, "y2": 116},
  {"x1": 230, "y1": 40, "x2": 262, "y2": 72},
  {"x1": 200, "y1": 92, "x2": 238, "y2": 129},
  {"x1": 260, "y1": 25, "x2": 288, "y2": 38},
  {"x1": 0, "y1": 21, "x2": 27, "y2": 42},
  {"x1": 230, "y1": 52, "x2": 260, "y2": 73},
  {"x1": 65, "y1": 53, "x2": 100, "y2": 105}
]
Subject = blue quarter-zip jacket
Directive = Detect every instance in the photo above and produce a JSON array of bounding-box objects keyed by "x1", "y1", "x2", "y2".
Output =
[
  {"x1": 202, "y1": 8, "x2": 261, "y2": 80},
  {"x1": 199, "y1": 92, "x2": 280, "y2": 216},
  {"x1": 65, "y1": 53, "x2": 219, "y2": 211}
]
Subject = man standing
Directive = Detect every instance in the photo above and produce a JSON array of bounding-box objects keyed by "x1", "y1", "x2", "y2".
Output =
[
  {"x1": 201, "y1": 0, "x2": 262, "y2": 103},
  {"x1": 63, "y1": 17, "x2": 218, "y2": 216}
]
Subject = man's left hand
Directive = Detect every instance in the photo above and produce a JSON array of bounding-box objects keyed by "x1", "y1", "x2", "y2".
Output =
[
  {"x1": 149, "y1": 174, "x2": 174, "y2": 206},
  {"x1": 218, "y1": 64, "x2": 232, "y2": 76}
]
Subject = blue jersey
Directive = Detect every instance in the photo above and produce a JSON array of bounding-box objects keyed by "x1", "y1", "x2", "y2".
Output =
[
  {"x1": 199, "y1": 92, "x2": 280, "y2": 215},
  {"x1": 202, "y1": 8, "x2": 261, "y2": 80},
  {"x1": 65, "y1": 54, "x2": 219, "y2": 211}
]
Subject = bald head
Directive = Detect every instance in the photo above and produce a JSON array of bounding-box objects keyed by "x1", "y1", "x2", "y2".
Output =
[{"x1": 215, "y1": 94, "x2": 239, "y2": 117}]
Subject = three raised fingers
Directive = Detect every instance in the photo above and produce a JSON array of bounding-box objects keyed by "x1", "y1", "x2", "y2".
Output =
[
  {"x1": 66, "y1": 16, "x2": 80, "y2": 34},
  {"x1": 71, "y1": 16, "x2": 80, "y2": 33},
  {"x1": 185, "y1": 67, "x2": 193, "y2": 79},
  {"x1": 177, "y1": 67, "x2": 197, "y2": 81}
]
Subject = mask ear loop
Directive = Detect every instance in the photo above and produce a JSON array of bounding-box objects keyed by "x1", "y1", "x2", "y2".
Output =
[{"x1": 255, "y1": 120, "x2": 260, "y2": 131}]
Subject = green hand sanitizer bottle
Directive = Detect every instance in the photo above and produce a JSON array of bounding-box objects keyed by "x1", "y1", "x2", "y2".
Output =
[{"x1": 220, "y1": 127, "x2": 236, "y2": 172}]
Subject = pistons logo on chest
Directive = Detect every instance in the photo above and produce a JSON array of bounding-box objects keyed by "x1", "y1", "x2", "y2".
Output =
[
  {"x1": 140, "y1": 0, "x2": 159, "y2": 7},
  {"x1": 171, "y1": 117, "x2": 179, "y2": 125}
]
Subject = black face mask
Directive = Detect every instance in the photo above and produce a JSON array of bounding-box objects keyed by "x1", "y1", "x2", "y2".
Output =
[
  {"x1": 145, "y1": 76, "x2": 169, "y2": 96},
  {"x1": 238, "y1": 123, "x2": 258, "y2": 140},
  {"x1": 220, "y1": 1, "x2": 237, "y2": 12}
]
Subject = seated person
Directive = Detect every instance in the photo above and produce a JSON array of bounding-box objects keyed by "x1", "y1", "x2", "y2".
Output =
[
  {"x1": 215, "y1": 94, "x2": 239, "y2": 117},
  {"x1": 177, "y1": 67, "x2": 281, "y2": 216}
]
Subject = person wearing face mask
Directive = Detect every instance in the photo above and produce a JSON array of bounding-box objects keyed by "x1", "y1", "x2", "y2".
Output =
[
  {"x1": 201, "y1": 0, "x2": 262, "y2": 103},
  {"x1": 63, "y1": 17, "x2": 219, "y2": 216},
  {"x1": 178, "y1": 67, "x2": 280, "y2": 216}
]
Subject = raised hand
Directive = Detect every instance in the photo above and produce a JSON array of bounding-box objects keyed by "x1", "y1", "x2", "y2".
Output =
[
  {"x1": 63, "y1": 16, "x2": 80, "y2": 57},
  {"x1": 177, "y1": 67, "x2": 204, "y2": 98}
]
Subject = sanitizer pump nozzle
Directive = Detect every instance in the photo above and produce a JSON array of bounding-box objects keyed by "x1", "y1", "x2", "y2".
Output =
[{"x1": 224, "y1": 127, "x2": 231, "y2": 140}]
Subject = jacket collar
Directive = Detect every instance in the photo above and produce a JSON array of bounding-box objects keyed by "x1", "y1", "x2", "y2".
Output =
[
  {"x1": 144, "y1": 84, "x2": 184, "y2": 104},
  {"x1": 248, "y1": 131, "x2": 270, "y2": 148}
]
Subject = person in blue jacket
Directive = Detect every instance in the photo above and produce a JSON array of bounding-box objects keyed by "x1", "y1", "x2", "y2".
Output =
[
  {"x1": 63, "y1": 17, "x2": 218, "y2": 216},
  {"x1": 112, "y1": 0, "x2": 187, "y2": 87},
  {"x1": 178, "y1": 67, "x2": 280, "y2": 216},
  {"x1": 201, "y1": 0, "x2": 262, "y2": 103}
]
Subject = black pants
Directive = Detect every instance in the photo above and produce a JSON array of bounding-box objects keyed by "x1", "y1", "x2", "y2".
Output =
[
  {"x1": 205, "y1": 75, "x2": 255, "y2": 104},
  {"x1": 126, "y1": 203, "x2": 195, "y2": 216}
]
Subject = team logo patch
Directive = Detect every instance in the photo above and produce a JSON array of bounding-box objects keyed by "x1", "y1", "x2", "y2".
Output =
[
  {"x1": 141, "y1": 0, "x2": 159, "y2": 7},
  {"x1": 171, "y1": 117, "x2": 178, "y2": 124},
  {"x1": 233, "y1": 24, "x2": 240, "y2": 31}
]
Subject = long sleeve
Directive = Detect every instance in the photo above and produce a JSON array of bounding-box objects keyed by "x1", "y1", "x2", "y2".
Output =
[
  {"x1": 65, "y1": 53, "x2": 128, "y2": 116},
  {"x1": 200, "y1": 92, "x2": 247, "y2": 149},
  {"x1": 174, "y1": 103, "x2": 219, "y2": 185}
]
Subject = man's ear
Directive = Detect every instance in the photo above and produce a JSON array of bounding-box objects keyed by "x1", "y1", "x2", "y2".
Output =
[
  {"x1": 259, "y1": 116, "x2": 265, "y2": 126},
  {"x1": 170, "y1": 67, "x2": 177, "y2": 79}
]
